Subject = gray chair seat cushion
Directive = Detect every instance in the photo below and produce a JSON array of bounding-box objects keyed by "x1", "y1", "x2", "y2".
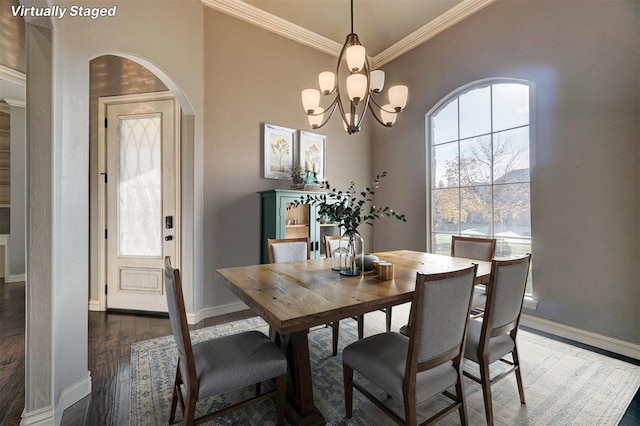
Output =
[
  {"x1": 464, "y1": 319, "x2": 515, "y2": 363},
  {"x1": 192, "y1": 330, "x2": 287, "y2": 399},
  {"x1": 343, "y1": 332, "x2": 457, "y2": 403}
]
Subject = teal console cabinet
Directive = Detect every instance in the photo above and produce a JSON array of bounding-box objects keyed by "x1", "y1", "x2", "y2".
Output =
[{"x1": 259, "y1": 189, "x2": 340, "y2": 264}]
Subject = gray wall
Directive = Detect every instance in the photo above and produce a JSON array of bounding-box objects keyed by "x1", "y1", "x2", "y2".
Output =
[
  {"x1": 372, "y1": 0, "x2": 639, "y2": 342},
  {"x1": 203, "y1": 9, "x2": 373, "y2": 309}
]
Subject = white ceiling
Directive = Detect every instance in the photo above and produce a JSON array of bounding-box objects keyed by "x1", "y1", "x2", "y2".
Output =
[{"x1": 203, "y1": 0, "x2": 496, "y2": 66}]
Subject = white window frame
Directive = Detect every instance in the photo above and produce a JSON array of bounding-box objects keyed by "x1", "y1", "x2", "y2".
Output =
[{"x1": 425, "y1": 78, "x2": 537, "y2": 302}]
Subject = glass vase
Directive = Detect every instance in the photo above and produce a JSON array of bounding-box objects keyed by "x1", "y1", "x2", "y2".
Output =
[{"x1": 339, "y1": 231, "x2": 364, "y2": 276}]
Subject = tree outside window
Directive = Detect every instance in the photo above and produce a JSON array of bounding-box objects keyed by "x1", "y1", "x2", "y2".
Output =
[{"x1": 428, "y1": 80, "x2": 533, "y2": 294}]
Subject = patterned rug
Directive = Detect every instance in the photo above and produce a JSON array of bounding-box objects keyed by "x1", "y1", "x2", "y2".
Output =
[{"x1": 130, "y1": 316, "x2": 640, "y2": 425}]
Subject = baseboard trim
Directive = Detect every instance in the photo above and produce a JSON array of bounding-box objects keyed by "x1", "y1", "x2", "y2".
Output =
[
  {"x1": 54, "y1": 372, "x2": 92, "y2": 425},
  {"x1": 521, "y1": 313, "x2": 640, "y2": 361},
  {"x1": 187, "y1": 301, "x2": 248, "y2": 325},
  {"x1": 7, "y1": 273, "x2": 26, "y2": 283},
  {"x1": 22, "y1": 372, "x2": 92, "y2": 425},
  {"x1": 20, "y1": 405, "x2": 55, "y2": 426},
  {"x1": 88, "y1": 299, "x2": 102, "y2": 311}
]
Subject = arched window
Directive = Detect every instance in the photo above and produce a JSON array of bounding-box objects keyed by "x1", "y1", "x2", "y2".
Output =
[{"x1": 427, "y1": 79, "x2": 532, "y2": 292}]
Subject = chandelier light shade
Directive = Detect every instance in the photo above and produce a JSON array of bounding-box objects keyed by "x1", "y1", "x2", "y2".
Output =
[{"x1": 301, "y1": 0, "x2": 408, "y2": 135}]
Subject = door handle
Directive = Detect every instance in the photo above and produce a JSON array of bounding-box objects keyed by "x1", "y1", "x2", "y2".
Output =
[
  {"x1": 165, "y1": 216, "x2": 173, "y2": 229},
  {"x1": 164, "y1": 235, "x2": 173, "y2": 241}
]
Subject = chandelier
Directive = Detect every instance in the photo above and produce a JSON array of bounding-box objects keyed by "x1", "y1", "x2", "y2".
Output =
[{"x1": 301, "y1": 0, "x2": 408, "y2": 135}]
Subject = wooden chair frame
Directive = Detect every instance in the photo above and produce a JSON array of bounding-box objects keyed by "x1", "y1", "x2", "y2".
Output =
[
  {"x1": 165, "y1": 257, "x2": 287, "y2": 425},
  {"x1": 463, "y1": 254, "x2": 532, "y2": 426},
  {"x1": 451, "y1": 235, "x2": 497, "y2": 318},
  {"x1": 344, "y1": 265, "x2": 478, "y2": 425},
  {"x1": 451, "y1": 235, "x2": 497, "y2": 261},
  {"x1": 266, "y1": 237, "x2": 311, "y2": 264}
]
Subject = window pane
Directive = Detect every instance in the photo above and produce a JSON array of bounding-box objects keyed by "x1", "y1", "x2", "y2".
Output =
[
  {"x1": 494, "y1": 183, "x2": 531, "y2": 238},
  {"x1": 432, "y1": 142, "x2": 458, "y2": 188},
  {"x1": 493, "y1": 83, "x2": 529, "y2": 132},
  {"x1": 432, "y1": 188, "x2": 459, "y2": 233},
  {"x1": 461, "y1": 186, "x2": 491, "y2": 235},
  {"x1": 118, "y1": 115, "x2": 162, "y2": 257},
  {"x1": 493, "y1": 127, "x2": 530, "y2": 183},
  {"x1": 460, "y1": 135, "x2": 491, "y2": 186},
  {"x1": 429, "y1": 80, "x2": 532, "y2": 295},
  {"x1": 432, "y1": 99, "x2": 458, "y2": 144},
  {"x1": 459, "y1": 86, "x2": 490, "y2": 139},
  {"x1": 496, "y1": 237, "x2": 531, "y2": 258},
  {"x1": 432, "y1": 233, "x2": 453, "y2": 255}
]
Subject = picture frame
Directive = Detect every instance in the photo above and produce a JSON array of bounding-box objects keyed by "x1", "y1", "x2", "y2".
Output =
[
  {"x1": 263, "y1": 123, "x2": 296, "y2": 179},
  {"x1": 299, "y1": 131, "x2": 327, "y2": 182}
]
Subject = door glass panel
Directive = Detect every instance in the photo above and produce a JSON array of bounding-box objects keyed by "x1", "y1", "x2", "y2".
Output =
[{"x1": 118, "y1": 114, "x2": 162, "y2": 257}]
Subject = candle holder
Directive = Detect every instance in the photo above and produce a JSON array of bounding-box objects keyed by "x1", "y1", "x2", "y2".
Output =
[{"x1": 304, "y1": 170, "x2": 317, "y2": 184}]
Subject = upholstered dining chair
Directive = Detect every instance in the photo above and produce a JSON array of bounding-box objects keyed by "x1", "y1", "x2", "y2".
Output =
[
  {"x1": 451, "y1": 235, "x2": 497, "y2": 314},
  {"x1": 267, "y1": 237, "x2": 342, "y2": 356},
  {"x1": 463, "y1": 254, "x2": 532, "y2": 426},
  {"x1": 324, "y1": 235, "x2": 393, "y2": 341},
  {"x1": 164, "y1": 257, "x2": 287, "y2": 425},
  {"x1": 266, "y1": 236, "x2": 310, "y2": 263},
  {"x1": 343, "y1": 264, "x2": 478, "y2": 425}
]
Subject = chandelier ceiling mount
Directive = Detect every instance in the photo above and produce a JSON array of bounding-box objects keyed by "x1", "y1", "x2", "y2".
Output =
[{"x1": 301, "y1": 0, "x2": 408, "y2": 135}]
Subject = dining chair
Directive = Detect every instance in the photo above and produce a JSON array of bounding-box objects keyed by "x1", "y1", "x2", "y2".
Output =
[
  {"x1": 266, "y1": 236, "x2": 310, "y2": 263},
  {"x1": 343, "y1": 264, "x2": 478, "y2": 425},
  {"x1": 463, "y1": 254, "x2": 532, "y2": 426},
  {"x1": 451, "y1": 235, "x2": 497, "y2": 314},
  {"x1": 267, "y1": 237, "x2": 342, "y2": 356},
  {"x1": 164, "y1": 257, "x2": 288, "y2": 425}
]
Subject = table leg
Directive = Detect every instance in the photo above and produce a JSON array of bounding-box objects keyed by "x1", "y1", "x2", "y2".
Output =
[{"x1": 272, "y1": 329, "x2": 326, "y2": 425}]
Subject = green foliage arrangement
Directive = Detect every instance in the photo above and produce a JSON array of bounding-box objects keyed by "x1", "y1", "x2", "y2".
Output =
[{"x1": 291, "y1": 172, "x2": 407, "y2": 235}]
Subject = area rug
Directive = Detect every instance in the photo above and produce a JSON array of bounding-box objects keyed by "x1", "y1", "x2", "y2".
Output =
[{"x1": 130, "y1": 317, "x2": 640, "y2": 425}]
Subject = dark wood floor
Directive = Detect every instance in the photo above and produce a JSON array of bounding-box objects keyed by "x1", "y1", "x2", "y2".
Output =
[
  {"x1": 1, "y1": 279, "x2": 638, "y2": 425},
  {"x1": 0, "y1": 279, "x2": 25, "y2": 426}
]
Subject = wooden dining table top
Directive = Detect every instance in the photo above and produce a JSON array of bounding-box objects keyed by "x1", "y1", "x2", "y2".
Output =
[{"x1": 216, "y1": 250, "x2": 491, "y2": 336}]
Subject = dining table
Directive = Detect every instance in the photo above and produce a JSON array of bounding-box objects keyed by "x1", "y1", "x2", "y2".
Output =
[{"x1": 216, "y1": 249, "x2": 492, "y2": 425}]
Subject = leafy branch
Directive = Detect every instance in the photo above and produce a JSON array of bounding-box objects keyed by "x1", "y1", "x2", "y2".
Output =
[{"x1": 290, "y1": 172, "x2": 406, "y2": 234}]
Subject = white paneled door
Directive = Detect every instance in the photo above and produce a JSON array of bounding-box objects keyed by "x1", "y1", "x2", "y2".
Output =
[{"x1": 105, "y1": 97, "x2": 179, "y2": 312}]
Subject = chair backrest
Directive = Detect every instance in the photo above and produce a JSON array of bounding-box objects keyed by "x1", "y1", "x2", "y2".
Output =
[
  {"x1": 323, "y1": 235, "x2": 343, "y2": 258},
  {"x1": 164, "y1": 257, "x2": 197, "y2": 393},
  {"x1": 267, "y1": 237, "x2": 310, "y2": 263},
  {"x1": 483, "y1": 254, "x2": 532, "y2": 337},
  {"x1": 451, "y1": 235, "x2": 496, "y2": 261},
  {"x1": 405, "y1": 264, "x2": 477, "y2": 373}
]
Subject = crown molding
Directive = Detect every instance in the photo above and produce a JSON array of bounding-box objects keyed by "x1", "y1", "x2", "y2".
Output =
[
  {"x1": 202, "y1": 0, "x2": 342, "y2": 57},
  {"x1": 202, "y1": 0, "x2": 496, "y2": 66},
  {"x1": 373, "y1": 0, "x2": 497, "y2": 67},
  {"x1": 3, "y1": 98, "x2": 27, "y2": 108},
  {"x1": 0, "y1": 65, "x2": 26, "y2": 86}
]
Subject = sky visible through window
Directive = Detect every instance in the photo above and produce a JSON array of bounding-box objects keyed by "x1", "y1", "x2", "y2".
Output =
[{"x1": 429, "y1": 81, "x2": 532, "y2": 293}]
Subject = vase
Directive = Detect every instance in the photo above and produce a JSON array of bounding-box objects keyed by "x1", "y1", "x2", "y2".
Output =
[{"x1": 339, "y1": 231, "x2": 364, "y2": 276}]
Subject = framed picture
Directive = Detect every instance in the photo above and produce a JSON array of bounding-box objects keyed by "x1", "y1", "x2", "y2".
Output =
[
  {"x1": 264, "y1": 123, "x2": 296, "y2": 179},
  {"x1": 299, "y1": 131, "x2": 327, "y2": 182}
]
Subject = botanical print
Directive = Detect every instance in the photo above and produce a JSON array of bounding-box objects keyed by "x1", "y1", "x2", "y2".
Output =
[
  {"x1": 300, "y1": 131, "x2": 326, "y2": 181},
  {"x1": 264, "y1": 124, "x2": 295, "y2": 179},
  {"x1": 270, "y1": 134, "x2": 291, "y2": 173}
]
